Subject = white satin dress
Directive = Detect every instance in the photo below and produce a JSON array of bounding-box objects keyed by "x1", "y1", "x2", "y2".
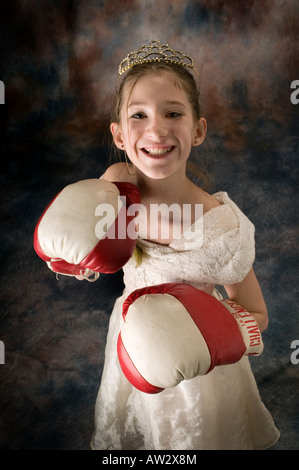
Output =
[{"x1": 91, "y1": 192, "x2": 280, "y2": 450}]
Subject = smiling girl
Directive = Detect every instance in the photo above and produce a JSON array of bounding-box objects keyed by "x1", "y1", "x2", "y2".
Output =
[{"x1": 91, "y1": 41, "x2": 279, "y2": 450}]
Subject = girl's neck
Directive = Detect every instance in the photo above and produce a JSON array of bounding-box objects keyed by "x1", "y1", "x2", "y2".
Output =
[{"x1": 136, "y1": 169, "x2": 192, "y2": 206}]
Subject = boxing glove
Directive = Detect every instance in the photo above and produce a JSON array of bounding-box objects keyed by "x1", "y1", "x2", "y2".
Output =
[
  {"x1": 34, "y1": 179, "x2": 140, "y2": 279},
  {"x1": 117, "y1": 283, "x2": 263, "y2": 393}
]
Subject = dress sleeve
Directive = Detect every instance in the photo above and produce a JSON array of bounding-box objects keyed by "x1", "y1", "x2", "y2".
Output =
[{"x1": 200, "y1": 192, "x2": 255, "y2": 285}]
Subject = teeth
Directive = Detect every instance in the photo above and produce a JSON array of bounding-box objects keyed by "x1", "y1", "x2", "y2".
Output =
[{"x1": 143, "y1": 147, "x2": 173, "y2": 155}]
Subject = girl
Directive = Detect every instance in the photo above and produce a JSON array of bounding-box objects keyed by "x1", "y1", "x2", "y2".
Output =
[{"x1": 91, "y1": 41, "x2": 279, "y2": 450}]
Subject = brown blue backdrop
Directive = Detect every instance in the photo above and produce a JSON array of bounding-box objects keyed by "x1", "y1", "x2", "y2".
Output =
[{"x1": 0, "y1": 0, "x2": 298, "y2": 450}]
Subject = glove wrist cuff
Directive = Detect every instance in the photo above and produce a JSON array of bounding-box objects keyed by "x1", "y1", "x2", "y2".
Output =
[{"x1": 221, "y1": 299, "x2": 264, "y2": 356}]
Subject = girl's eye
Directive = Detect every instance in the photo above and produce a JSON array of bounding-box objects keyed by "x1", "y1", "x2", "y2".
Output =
[
  {"x1": 131, "y1": 113, "x2": 146, "y2": 119},
  {"x1": 167, "y1": 112, "x2": 181, "y2": 118}
]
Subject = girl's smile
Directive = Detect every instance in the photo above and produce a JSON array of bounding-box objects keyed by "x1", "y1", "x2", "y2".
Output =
[{"x1": 141, "y1": 146, "x2": 175, "y2": 157}]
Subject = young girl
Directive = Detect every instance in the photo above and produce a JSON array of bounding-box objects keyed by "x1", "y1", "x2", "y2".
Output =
[{"x1": 91, "y1": 41, "x2": 279, "y2": 450}]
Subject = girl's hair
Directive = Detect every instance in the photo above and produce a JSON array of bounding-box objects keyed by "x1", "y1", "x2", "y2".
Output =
[{"x1": 110, "y1": 61, "x2": 210, "y2": 188}]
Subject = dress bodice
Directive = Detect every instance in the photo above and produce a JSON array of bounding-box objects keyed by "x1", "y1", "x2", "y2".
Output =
[{"x1": 122, "y1": 192, "x2": 255, "y2": 296}]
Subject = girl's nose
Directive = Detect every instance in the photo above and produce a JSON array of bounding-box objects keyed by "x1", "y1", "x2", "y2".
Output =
[{"x1": 146, "y1": 116, "x2": 168, "y2": 140}]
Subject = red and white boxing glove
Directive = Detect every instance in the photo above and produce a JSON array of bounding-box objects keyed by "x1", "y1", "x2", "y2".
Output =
[
  {"x1": 117, "y1": 283, "x2": 263, "y2": 393},
  {"x1": 34, "y1": 179, "x2": 140, "y2": 279}
]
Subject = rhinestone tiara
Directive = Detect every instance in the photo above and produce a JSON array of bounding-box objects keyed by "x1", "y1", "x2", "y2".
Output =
[{"x1": 118, "y1": 40, "x2": 196, "y2": 77}]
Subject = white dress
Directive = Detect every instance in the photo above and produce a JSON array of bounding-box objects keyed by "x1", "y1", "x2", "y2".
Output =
[{"x1": 91, "y1": 192, "x2": 280, "y2": 450}]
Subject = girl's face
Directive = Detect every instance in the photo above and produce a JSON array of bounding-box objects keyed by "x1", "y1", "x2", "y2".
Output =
[{"x1": 111, "y1": 71, "x2": 207, "y2": 180}]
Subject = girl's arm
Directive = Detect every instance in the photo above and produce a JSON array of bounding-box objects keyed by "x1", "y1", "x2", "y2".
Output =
[{"x1": 224, "y1": 267, "x2": 269, "y2": 333}]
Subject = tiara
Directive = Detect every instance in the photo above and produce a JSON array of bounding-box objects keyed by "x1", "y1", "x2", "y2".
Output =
[{"x1": 118, "y1": 40, "x2": 196, "y2": 76}]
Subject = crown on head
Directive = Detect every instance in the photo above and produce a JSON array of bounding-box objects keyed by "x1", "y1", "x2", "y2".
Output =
[{"x1": 118, "y1": 40, "x2": 195, "y2": 77}]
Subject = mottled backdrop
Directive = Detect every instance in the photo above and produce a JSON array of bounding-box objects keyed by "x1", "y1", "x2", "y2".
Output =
[{"x1": 0, "y1": 0, "x2": 298, "y2": 450}]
